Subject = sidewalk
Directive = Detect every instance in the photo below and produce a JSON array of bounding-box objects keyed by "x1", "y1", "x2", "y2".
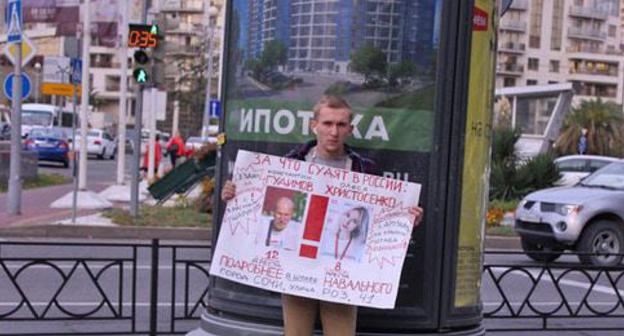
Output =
[{"x1": 0, "y1": 182, "x2": 113, "y2": 227}]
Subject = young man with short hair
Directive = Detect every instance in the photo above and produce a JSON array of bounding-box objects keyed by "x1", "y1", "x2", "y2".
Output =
[{"x1": 221, "y1": 95, "x2": 423, "y2": 335}]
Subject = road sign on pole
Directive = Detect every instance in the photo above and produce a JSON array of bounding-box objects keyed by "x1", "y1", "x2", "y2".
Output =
[
  {"x1": 4, "y1": 35, "x2": 36, "y2": 66},
  {"x1": 70, "y1": 58, "x2": 82, "y2": 84},
  {"x1": 42, "y1": 56, "x2": 82, "y2": 97},
  {"x1": 209, "y1": 99, "x2": 221, "y2": 118},
  {"x1": 6, "y1": 0, "x2": 22, "y2": 44},
  {"x1": 3, "y1": 73, "x2": 31, "y2": 100}
]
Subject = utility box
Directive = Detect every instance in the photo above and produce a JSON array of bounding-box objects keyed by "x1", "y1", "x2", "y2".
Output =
[{"x1": 189, "y1": 0, "x2": 497, "y2": 335}]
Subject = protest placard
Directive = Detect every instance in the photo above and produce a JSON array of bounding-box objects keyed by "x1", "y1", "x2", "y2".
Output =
[{"x1": 209, "y1": 150, "x2": 421, "y2": 309}]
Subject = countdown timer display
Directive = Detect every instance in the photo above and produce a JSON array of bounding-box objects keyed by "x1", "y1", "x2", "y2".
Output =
[{"x1": 128, "y1": 24, "x2": 159, "y2": 48}]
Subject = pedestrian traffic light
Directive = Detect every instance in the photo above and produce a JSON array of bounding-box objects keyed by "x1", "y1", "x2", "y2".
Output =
[
  {"x1": 129, "y1": 24, "x2": 161, "y2": 85},
  {"x1": 133, "y1": 50, "x2": 149, "y2": 84}
]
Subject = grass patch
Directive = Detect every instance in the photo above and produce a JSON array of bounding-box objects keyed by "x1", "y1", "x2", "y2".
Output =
[
  {"x1": 102, "y1": 205, "x2": 211, "y2": 228},
  {"x1": 375, "y1": 85, "x2": 436, "y2": 110},
  {"x1": 0, "y1": 173, "x2": 71, "y2": 193},
  {"x1": 486, "y1": 225, "x2": 517, "y2": 237}
]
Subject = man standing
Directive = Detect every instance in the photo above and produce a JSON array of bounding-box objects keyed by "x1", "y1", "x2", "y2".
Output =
[
  {"x1": 221, "y1": 95, "x2": 423, "y2": 336},
  {"x1": 166, "y1": 131, "x2": 185, "y2": 167}
]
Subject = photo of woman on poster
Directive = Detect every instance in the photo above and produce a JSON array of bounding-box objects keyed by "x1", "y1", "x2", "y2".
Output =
[{"x1": 320, "y1": 204, "x2": 370, "y2": 263}]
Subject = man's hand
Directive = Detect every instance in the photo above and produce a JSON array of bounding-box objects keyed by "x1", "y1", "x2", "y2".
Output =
[
  {"x1": 221, "y1": 180, "x2": 236, "y2": 202},
  {"x1": 408, "y1": 206, "x2": 424, "y2": 228}
]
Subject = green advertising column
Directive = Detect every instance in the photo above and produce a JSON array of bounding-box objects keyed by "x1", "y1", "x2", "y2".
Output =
[{"x1": 189, "y1": 0, "x2": 496, "y2": 335}]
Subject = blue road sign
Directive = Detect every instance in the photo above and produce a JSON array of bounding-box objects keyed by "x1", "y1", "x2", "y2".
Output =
[
  {"x1": 6, "y1": 0, "x2": 22, "y2": 44},
  {"x1": 70, "y1": 58, "x2": 82, "y2": 84},
  {"x1": 4, "y1": 73, "x2": 31, "y2": 100},
  {"x1": 209, "y1": 99, "x2": 221, "y2": 118}
]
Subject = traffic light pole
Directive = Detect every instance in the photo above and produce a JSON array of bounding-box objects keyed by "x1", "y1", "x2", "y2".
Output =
[{"x1": 130, "y1": 85, "x2": 144, "y2": 217}]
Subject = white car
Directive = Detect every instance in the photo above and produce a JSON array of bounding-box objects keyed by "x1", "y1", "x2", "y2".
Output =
[
  {"x1": 554, "y1": 155, "x2": 620, "y2": 186},
  {"x1": 72, "y1": 129, "x2": 116, "y2": 160}
]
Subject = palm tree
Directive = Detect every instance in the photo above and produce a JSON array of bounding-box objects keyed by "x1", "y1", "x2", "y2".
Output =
[{"x1": 554, "y1": 99, "x2": 624, "y2": 157}]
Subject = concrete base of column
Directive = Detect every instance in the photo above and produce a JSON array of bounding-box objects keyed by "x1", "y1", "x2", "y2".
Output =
[{"x1": 186, "y1": 310, "x2": 485, "y2": 336}]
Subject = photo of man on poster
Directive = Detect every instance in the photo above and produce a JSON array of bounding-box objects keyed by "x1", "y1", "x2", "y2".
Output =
[{"x1": 255, "y1": 190, "x2": 304, "y2": 252}]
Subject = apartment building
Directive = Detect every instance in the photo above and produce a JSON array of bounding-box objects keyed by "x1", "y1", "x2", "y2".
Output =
[
  {"x1": 246, "y1": 0, "x2": 438, "y2": 74},
  {"x1": 497, "y1": 0, "x2": 624, "y2": 105},
  {"x1": 158, "y1": 0, "x2": 224, "y2": 134}
]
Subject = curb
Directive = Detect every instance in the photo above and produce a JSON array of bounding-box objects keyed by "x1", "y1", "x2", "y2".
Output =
[
  {"x1": 0, "y1": 224, "x2": 211, "y2": 241},
  {"x1": 1, "y1": 223, "x2": 520, "y2": 249},
  {"x1": 484, "y1": 235, "x2": 520, "y2": 250}
]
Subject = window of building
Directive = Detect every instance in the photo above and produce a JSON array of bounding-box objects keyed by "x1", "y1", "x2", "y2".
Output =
[
  {"x1": 529, "y1": 0, "x2": 543, "y2": 49},
  {"x1": 549, "y1": 60, "x2": 560, "y2": 73},
  {"x1": 527, "y1": 79, "x2": 538, "y2": 85},
  {"x1": 548, "y1": 81, "x2": 559, "y2": 84},
  {"x1": 528, "y1": 58, "x2": 539, "y2": 71},
  {"x1": 609, "y1": 25, "x2": 617, "y2": 37},
  {"x1": 551, "y1": 0, "x2": 563, "y2": 51},
  {"x1": 503, "y1": 78, "x2": 516, "y2": 87}
]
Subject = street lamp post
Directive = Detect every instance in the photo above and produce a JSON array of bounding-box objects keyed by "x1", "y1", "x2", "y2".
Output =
[{"x1": 201, "y1": 4, "x2": 219, "y2": 138}]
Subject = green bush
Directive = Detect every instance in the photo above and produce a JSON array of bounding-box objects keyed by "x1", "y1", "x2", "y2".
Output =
[{"x1": 490, "y1": 128, "x2": 560, "y2": 201}]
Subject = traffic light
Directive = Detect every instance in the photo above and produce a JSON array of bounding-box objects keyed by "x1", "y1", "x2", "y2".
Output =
[
  {"x1": 129, "y1": 24, "x2": 161, "y2": 85},
  {"x1": 133, "y1": 50, "x2": 149, "y2": 84}
]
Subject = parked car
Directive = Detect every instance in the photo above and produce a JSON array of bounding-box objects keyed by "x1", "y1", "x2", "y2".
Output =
[
  {"x1": 554, "y1": 155, "x2": 620, "y2": 186},
  {"x1": 185, "y1": 136, "x2": 217, "y2": 156},
  {"x1": 23, "y1": 128, "x2": 70, "y2": 167},
  {"x1": 515, "y1": 160, "x2": 624, "y2": 266},
  {"x1": 72, "y1": 129, "x2": 116, "y2": 160}
]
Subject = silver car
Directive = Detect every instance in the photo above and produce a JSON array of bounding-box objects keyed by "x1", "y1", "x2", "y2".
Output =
[{"x1": 515, "y1": 160, "x2": 624, "y2": 266}]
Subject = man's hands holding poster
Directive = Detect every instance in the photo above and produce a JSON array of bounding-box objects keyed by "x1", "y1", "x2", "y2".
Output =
[{"x1": 222, "y1": 180, "x2": 424, "y2": 227}]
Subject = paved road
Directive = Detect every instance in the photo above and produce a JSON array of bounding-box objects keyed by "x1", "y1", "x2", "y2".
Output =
[
  {"x1": 0, "y1": 239, "x2": 209, "y2": 335},
  {"x1": 1, "y1": 241, "x2": 622, "y2": 335}
]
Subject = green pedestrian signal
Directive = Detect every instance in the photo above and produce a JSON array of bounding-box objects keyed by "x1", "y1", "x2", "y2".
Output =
[
  {"x1": 150, "y1": 25, "x2": 159, "y2": 35},
  {"x1": 133, "y1": 68, "x2": 149, "y2": 84},
  {"x1": 132, "y1": 49, "x2": 150, "y2": 85}
]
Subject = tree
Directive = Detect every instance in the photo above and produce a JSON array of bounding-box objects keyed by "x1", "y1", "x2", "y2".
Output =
[
  {"x1": 349, "y1": 43, "x2": 387, "y2": 85},
  {"x1": 490, "y1": 126, "x2": 560, "y2": 201},
  {"x1": 260, "y1": 40, "x2": 287, "y2": 71},
  {"x1": 388, "y1": 60, "x2": 417, "y2": 87},
  {"x1": 554, "y1": 99, "x2": 624, "y2": 157},
  {"x1": 245, "y1": 58, "x2": 262, "y2": 77}
]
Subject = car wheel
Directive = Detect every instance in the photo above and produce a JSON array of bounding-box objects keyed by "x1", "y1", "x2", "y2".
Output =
[
  {"x1": 521, "y1": 238, "x2": 563, "y2": 263},
  {"x1": 98, "y1": 149, "x2": 105, "y2": 160},
  {"x1": 63, "y1": 160, "x2": 69, "y2": 168},
  {"x1": 577, "y1": 220, "x2": 624, "y2": 266}
]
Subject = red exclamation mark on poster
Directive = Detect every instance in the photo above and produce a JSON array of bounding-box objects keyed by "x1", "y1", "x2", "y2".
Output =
[{"x1": 299, "y1": 195, "x2": 329, "y2": 259}]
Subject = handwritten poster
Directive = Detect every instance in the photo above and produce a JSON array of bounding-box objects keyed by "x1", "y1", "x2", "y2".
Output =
[{"x1": 210, "y1": 150, "x2": 421, "y2": 309}]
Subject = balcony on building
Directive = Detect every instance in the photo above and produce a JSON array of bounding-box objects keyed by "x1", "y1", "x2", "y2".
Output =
[
  {"x1": 497, "y1": 63, "x2": 524, "y2": 76},
  {"x1": 165, "y1": 22, "x2": 203, "y2": 35},
  {"x1": 569, "y1": 60, "x2": 620, "y2": 84},
  {"x1": 508, "y1": 0, "x2": 528, "y2": 11},
  {"x1": 569, "y1": 6, "x2": 609, "y2": 21},
  {"x1": 571, "y1": 81, "x2": 618, "y2": 100},
  {"x1": 165, "y1": 43, "x2": 200, "y2": 57},
  {"x1": 161, "y1": 0, "x2": 203, "y2": 13},
  {"x1": 498, "y1": 41, "x2": 526, "y2": 54},
  {"x1": 567, "y1": 27, "x2": 607, "y2": 41},
  {"x1": 499, "y1": 20, "x2": 527, "y2": 32}
]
